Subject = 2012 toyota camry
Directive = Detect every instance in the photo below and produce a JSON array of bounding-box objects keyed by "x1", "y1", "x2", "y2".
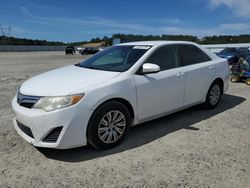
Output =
[{"x1": 12, "y1": 41, "x2": 230, "y2": 149}]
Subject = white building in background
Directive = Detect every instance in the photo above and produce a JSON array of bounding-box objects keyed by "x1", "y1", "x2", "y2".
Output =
[{"x1": 202, "y1": 43, "x2": 250, "y2": 53}]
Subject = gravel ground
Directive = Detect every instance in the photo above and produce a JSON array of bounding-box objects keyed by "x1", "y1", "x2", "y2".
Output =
[{"x1": 0, "y1": 52, "x2": 249, "y2": 188}]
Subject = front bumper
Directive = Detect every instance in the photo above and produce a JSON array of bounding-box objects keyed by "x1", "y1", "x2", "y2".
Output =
[{"x1": 12, "y1": 96, "x2": 93, "y2": 149}]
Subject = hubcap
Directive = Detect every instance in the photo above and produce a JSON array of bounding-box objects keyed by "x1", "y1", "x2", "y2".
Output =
[
  {"x1": 209, "y1": 84, "x2": 221, "y2": 106},
  {"x1": 98, "y1": 110, "x2": 126, "y2": 144}
]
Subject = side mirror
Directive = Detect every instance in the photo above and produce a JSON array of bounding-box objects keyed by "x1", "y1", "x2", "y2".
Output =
[{"x1": 141, "y1": 63, "x2": 160, "y2": 74}]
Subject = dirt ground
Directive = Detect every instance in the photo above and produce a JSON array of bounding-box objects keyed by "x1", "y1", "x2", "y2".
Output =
[{"x1": 0, "y1": 52, "x2": 249, "y2": 188}]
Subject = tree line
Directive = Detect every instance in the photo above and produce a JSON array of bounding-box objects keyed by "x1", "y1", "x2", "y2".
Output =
[
  {"x1": 0, "y1": 36, "x2": 65, "y2": 46},
  {"x1": 1, "y1": 34, "x2": 250, "y2": 46}
]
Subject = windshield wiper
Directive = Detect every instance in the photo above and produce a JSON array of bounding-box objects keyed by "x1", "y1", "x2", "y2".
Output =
[
  {"x1": 74, "y1": 64, "x2": 97, "y2": 69},
  {"x1": 82, "y1": 65, "x2": 104, "y2": 70}
]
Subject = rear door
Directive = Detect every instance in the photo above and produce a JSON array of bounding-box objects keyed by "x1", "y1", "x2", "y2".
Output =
[
  {"x1": 134, "y1": 45, "x2": 186, "y2": 121},
  {"x1": 177, "y1": 44, "x2": 216, "y2": 106}
]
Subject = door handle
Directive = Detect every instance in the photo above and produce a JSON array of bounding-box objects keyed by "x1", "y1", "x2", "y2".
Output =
[
  {"x1": 176, "y1": 72, "x2": 185, "y2": 78},
  {"x1": 209, "y1": 66, "x2": 215, "y2": 70}
]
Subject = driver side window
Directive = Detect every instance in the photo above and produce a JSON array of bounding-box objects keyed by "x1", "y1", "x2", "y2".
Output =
[{"x1": 146, "y1": 45, "x2": 178, "y2": 71}]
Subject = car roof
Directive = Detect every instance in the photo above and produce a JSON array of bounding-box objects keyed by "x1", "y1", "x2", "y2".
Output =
[{"x1": 116, "y1": 41, "x2": 197, "y2": 47}]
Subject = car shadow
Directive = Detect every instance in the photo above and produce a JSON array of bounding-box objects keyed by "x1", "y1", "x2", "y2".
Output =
[{"x1": 37, "y1": 94, "x2": 245, "y2": 162}]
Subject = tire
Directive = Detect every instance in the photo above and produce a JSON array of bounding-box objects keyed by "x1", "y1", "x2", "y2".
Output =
[
  {"x1": 203, "y1": 81, "x2": 222, "y2": 109},
  {"x1": 87, "y1": 101, "x2": 131, "y2": 149},
  {"x1": 246, "y1": 78, "x2": 250, "y2": 86},
  {"x1": 231, "y1": 75, "x2": 239, "y2": 83}
]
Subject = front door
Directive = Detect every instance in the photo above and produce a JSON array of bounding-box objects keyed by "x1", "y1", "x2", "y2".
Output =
[{"x1": 134, "y1": 45, "x2": 186, "y2": 121}]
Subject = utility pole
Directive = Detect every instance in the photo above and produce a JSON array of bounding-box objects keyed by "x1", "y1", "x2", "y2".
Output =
[
  {"x1": 0, "y1": 24, "x2": 11, "y2": 36},
  {"x1": 0, "y1": 24, "x2": 11, "y2": 45}
]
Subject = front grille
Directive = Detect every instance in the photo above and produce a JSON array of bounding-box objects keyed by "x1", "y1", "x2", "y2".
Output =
[
  {"x1": 17, "y1": 92, "x2": 40, "y2": 109},
  {"x1": 17, "y1": 121, "x2": 34, "y2": 138},
  {"x1": 43, "y1": 127, "x2": 63, "y2": 143}
]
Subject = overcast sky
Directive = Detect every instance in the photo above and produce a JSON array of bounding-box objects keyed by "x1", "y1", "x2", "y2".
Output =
[{"x1": 1, "y1": 0, "x2": 250, "y2": 42}]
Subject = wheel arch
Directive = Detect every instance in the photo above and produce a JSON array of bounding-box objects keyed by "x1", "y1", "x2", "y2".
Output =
[
  {"x1": 212, "y1": 77, "x2": 224, "y2": 94},
  {"x1": 105, "y1": 98, "x2": 135, "y2": 121},
  {"x1": 89, "y1": 97, "x2": 135, "y2": 125}
]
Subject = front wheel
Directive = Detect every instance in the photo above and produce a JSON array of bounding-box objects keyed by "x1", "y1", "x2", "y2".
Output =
[
  {"x1": 231, "y1": 75, "x2": 239, "y2": 83},
  {"x1": 87, "y1": 101, "x2": 131, "y2": 149},
  {"x1": 246, "y1": 78, "x2": 250, "y2": 85},
  {"x1": 203, "y1": 81, "x2": 222, "y2": 109}
]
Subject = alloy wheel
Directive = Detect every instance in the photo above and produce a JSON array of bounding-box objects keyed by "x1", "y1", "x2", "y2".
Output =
[
  {"x1": 98, "y1": 110, "x2": 126, "y2": 144},
  {"x1": 209, "y1": 84, "x2": 221, "y2": 106}
]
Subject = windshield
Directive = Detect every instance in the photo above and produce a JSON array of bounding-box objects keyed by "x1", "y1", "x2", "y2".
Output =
[
  {"x1": 246, "y1": 56, "x2": 250, "y2": 63},
  {"x1": 221, "y1": 48, "x2": 237, "y2": 53},
  {"x1": 78, "y1": 45, "x2": 151, "y2": 72},
  {"x1": 239, "y1": 48, "x2": 250, "y2": 53}
]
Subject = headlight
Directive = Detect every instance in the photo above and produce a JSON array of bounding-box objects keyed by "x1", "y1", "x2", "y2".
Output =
[{"x1": 33, "y1": 94, "x2": 84, "y2": 112}]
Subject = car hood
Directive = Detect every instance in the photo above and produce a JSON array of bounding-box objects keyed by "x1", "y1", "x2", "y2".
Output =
[
  {"x1": 217, "y1": 52, "x2": 235, "y2": 58},
  {"x1": 20, "y1": 65, "x2": 121, "y2": 96}
]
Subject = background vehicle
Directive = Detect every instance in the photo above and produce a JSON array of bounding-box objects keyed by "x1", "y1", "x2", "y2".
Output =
[
  {"x1": 230, "y1": 56, "x2": 250, "y2": 85},
  {"x1": 12, "y1": 41, "x2": 229, "y2": 150},
  {"x1": 216, "y1": 47, "x2": 250, "y2": 65},
  {"x1": 98, "y1": 46, "x2": 106, "y2": 51},
  {"x1": 65, "y1": 45, "x2": 76, "y2": 55},
  {"x1": 79, "y1": 47, "x2": 99, "y2": 55}
]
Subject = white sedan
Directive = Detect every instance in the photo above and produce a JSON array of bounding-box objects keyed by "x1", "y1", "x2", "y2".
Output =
[{"x1": 12, "y1": 41, "x2": 230, "y2": 149}]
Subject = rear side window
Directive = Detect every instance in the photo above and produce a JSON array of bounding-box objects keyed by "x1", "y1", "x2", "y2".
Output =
[
  {"x1": 178, "y1": 44, "x2": 211, "y2": 66},
  {"x1": 146, "y1": 45, "x2": 178, "y2": 71}
]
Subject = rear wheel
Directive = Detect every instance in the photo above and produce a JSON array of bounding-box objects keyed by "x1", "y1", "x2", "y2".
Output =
[
  {"x1": 203, "y1": 81, "x2": 222, "y2": 109},
  {"x1": 87, "y1": 101, "x2": 131, "y2": 149},
  {"x1": 246, "y1": 78, "x2": 250, "y2": 85}
]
